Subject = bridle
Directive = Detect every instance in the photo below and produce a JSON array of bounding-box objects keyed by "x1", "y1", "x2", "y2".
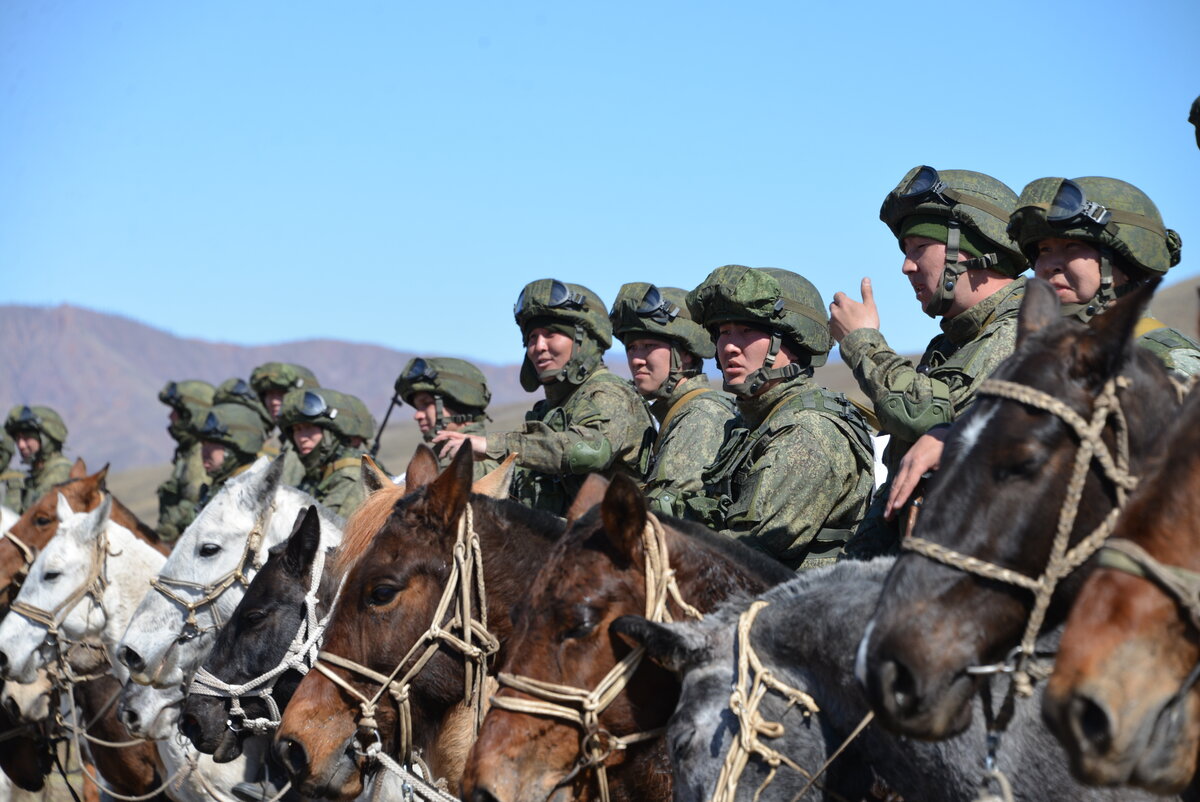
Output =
[
  {"x1": 1, "y1": 527, "x2": 40, "y2": 604},
  {"x1": 311, "y1": 503, "x2": 498, "y2": 781},
  {"x1": 490, "y1": 513, "x2": 701, "y2": 802}
]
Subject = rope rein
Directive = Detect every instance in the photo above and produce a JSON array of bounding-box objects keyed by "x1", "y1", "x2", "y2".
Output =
[{"x1": 491, "y1": 513, "x2": 702, "y2": 802}]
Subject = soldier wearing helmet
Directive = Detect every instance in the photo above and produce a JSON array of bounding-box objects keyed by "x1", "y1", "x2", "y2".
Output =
[
  {"x1": 154, "y1": 380, "x2": 215, "y2": 540},
  {"x1": 3, "y1": 405, "x2": 74, "y2": 514},
  {"x1": 1008, "y1": 175, "x2": 1200, "y2": 381},
  {"x1": 683, "y1": 266, "x2": 874, "y2": 571},
  {"x1": 608, "y1": 283, "x2": 735, "y2": 517},
  {"x1": 249, "y1": 362, "x2": 321, "y2": 486},
  {"x1": 196, "y1": 402, "x2": 270, "y2": 506},
  {"x1": 434, "y1": 279, "x2": 654, "y2": 516},
  {"x1": 278, "y1": 388, "x2": 371, "y2": 517},
  {"x1": 0, "y1": 432, "x2": 23, "y2": 510},
  {"x1": 395, "y1": 357, "x2": 499, "y2": 479},
  {"x1": 829, "y1": 166, "x2": 1030, "y2": 559}
]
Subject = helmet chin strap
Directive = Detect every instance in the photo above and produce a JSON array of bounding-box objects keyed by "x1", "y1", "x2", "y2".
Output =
[
  {"x1": 723, "y1": 332, "x2": 804, "y2": 398},
  {"x1": 1065, "y1": 252, "x2": 1120, "y2": 324},
  {"x1": 650, "y1": 346, "x2": 701, "y2": 400},
  {"x1": 924, "y1": 220, "x2": 1002, "y2": 319}
]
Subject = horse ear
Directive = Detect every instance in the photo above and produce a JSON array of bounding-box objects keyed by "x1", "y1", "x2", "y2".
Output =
[
  {"x1": 284, "y1": 505, "x2": 322, "y2": 577},
  {"x1": 405, "y1": 445, "x2": 441, "y2": 491},
  {"x1": 360, "y1": 455, "x2": 391, "y2": 496},
  {"x1": 473, "y1": 453, "x2": 518, "y2": 500},
  {"x1": 256, "y1": 455, "x2": 286, "y2": 508},
  {"x1": 601, "y1": 474, "x2": 647, "y2": 565},
  {"x1": 567, "y1": 474, "x2": 609, "y2": 524},
  {"x1": 1017, "y1": 277, "x2": 1062, "y2": 346},
  {"x1": 610, "y1": 615, "x2": 707, "y2": 674},
  {"x1": 92, "y1": 493, "x2": 113, "y2": 531},
  {"x1": 425, "y1": 446, "x2": 474, "y2": 530},
  {"x1": 56, "y1": 492, "x2": 74, "y2": 522},
  {"x1": 69, "y1": 458, "x2": 87, "y2": 480},
  {"x1": 1075, "y1": 278, "x2": 1161, "y2": 383},
  {"x1": 94, "y1": 464, "x2": 110, "y2": 491}
]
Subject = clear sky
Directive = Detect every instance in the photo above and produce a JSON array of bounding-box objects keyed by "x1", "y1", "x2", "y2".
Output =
[{"x1": 4, "y1": 1, "x2": 1199, "y2": 366}]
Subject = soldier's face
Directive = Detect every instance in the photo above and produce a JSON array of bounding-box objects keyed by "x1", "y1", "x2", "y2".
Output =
[
  {"x1": 201, "y1": 441, "x2": 227, "y2": 475},
  {"x1": 625, "y1": 338, "x2": 672, "y2": 396},
  {"x1": 15, "y1": 433, "x2": 40, "y2": 461},
  {"x1": 411, "y1": 391, "x2": 439, "y2": 433},
  {"x1": 262, "y1": 390, "x2": 286, "y2": 420},
  {"x1": 901, "y1": 235, "x2": 954, "y2": 314},
  {"x1": 1033, "y1": 238, "x2": 1126, "y2": 305},
  {"x1": 292, "y1": 423, "x2": 323, "y2": 456},
  {"x1": 526, "y1": 328, "x2": 574, "y2": 380},
  {"x1": 717, "y1": 324, "x2": 793, "y2": 385}
]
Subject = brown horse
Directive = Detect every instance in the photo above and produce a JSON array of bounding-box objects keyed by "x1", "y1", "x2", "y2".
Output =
[
  {"x1": 1044, "y1": 381, "x2": 1200, "y2": 794},
  {"x1": 461, "y1": 472, "x2": 795, "y2": 802},
  {"x1": 274, "y1": 447, "x2": 564, "y2": 801},
  {"x1": 859, "y1": 279, "x2": 1182, "y2": 740}
]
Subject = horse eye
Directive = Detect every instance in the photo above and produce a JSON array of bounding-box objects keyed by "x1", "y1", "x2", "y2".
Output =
[
  {"x1": 562, "y1": 608, "x2": 599, "y2": 641},
  {"x1": 368, "y1": 585, "x2": 399, "y2": 606},
  {"x1": 43, "y1": 571, "x2": 61, "y2": 581},
  {"x1": 243, "y1": 609, "x2": 268, "y2": 624},
  {"x1": 199, "y1": 544, "x2": 221, "y2": 558},
  {"x1": 35, "y1": 516, "x2": 53, "y2": 527},
  {"x1": 994, "y1": 457, "x2": 1040, "y2": 482}
]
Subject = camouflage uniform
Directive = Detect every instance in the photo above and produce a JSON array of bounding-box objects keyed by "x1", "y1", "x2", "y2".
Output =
[
  {"x1": 1008, "y1": 175, "x2": 1200, "y2": 382},
  {"x1": 608, "y1": 283, "x2": 735, "y2": 516},
  {"x1": 843, "y1": 166, "x2": 1030, "y2": 559},
  {"x1": 278, "y1": 388, "x2": 368, "y2": 518},
  {"x1": 196, "y1": 402, "x2": 269, "y2": 507},
  {"x1": 395, "y1": 357, "x2": 499, "y2": 480},
  {"x1": 249, "y1": 363, "x2": 321, "y2": 487},
  {"x1": 484, "y1": 279, "x2": 654, "y2": 516},
  {"x1": 0, "y1": 432, "x2": 23, "y2": 510},
  {"x1": 683, "y1": 266, "x2": 875, "y2": 571},
  {"x1": 3, "y1": 406, "x2": 74, "y2": 515},
  {"x1": 155, "y1": 380, "x2": 215, "y2": 540}
]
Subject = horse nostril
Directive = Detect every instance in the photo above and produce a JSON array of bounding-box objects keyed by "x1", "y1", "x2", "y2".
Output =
[
  {"x1": 180, "y1": 713, "x2": 203, "y2": 747},
  {"x1": 122, "y1": 707, "x2": 140, "y2": 729},
  {"x1": 276, "y1": 738, "x2": 308, "y2": 781},
  {"x1": 118, "y1": 645, "x2": 145, "y2": 673},
  {"x1": 1071, "y1": 693, "x2": 1114, "y2": 755},
  {"x1": 471, "y1": 788, "x2": 502, "y2": 802},
  {"x1": 2, "y1": 695, "x2": 19, "y2": 722},
  {"x1": 880, "y1": 658, "x2": 920, "y2": 718},
  {"x1": 0, "y1": 649, "x2": 10, "y2": 674}
]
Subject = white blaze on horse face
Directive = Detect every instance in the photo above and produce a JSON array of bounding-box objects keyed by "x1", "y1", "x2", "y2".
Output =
[{"x1": 948, "y1": 406, "x2": 998, "y2": 472}]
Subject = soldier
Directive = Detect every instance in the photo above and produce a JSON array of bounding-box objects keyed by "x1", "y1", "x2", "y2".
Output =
[
  {"x1": 155, "y1": 380, "x2": 215, "y2": 540},
  {"x1": 3, "y1": 405, "x2": 74, "y2": 514},
  {"x1": 434, "y1": 279, "x2": 654, "y2": 516},
  {"x1": 608, "y1": 283, "x2": 734, "y2": 517},
  {"x1": 395, "y1": 357, "x2": 499, "y2": 479},
  {"x1": 0, "y1": 432, "x2": 24, "y2": 510},
  {"x1": 829, "y1": 166, "x2": 1029, "y2": 558},
  {"x1": 1009, "y1": 176, "x2": 1200, "y2": 381},
  {"x1": 196, "y1": 402, "x2": 270, "y2": 507},
  {"x1": 683, "y1": 265, "x2": 875, "y2": 571},
  {"x1": 249, "y1": 362, "x2": 320, "y2": 486},
  {"x1": 277, "y1": 388, "x2": 370, "y2": 518}
]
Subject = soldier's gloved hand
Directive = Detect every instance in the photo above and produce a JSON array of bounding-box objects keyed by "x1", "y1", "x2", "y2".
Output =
[
  {"x1": 829, "y1": 278, "x2": 881, "y2": 343},
  {"x1": 885, "y1": 426, "x2": 948, "y2": 520},
  {"x1": 431, "y1": 431, "x2": 488, "y2": 461}
]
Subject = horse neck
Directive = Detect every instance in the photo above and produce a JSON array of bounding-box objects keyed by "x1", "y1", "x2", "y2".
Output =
[
  {"x1": 99, "y1": 524, "x2": 167, "y2": 660},
  {"x1": 1117, "y1": 363, "x2": 1178, "y2": 470},
  {"x1": 109, "y1": 496, "x2": 166, "y2": 555},
  {"x1": 272, "y1": 486, "x2": 344, "y2": 551},
  {"x1": 665, "y1": 526, "x2": 788, "y2": 613}
]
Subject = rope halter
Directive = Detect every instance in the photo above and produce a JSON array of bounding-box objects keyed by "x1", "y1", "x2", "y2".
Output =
[
  {"x1": 491, "y1": 513, "x2": 702, "y2": 802},
  {"x1": 311, "y1": 503, "x2": 499, "y2": 775},
  {"x1": 1, "y1": 527, "x2": 39, "y2": 601}
]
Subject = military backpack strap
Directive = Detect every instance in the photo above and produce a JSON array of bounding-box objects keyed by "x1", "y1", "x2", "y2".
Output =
[
  {"x1": 321, "y1": 457, "x2": 364, "y2": 480},
  {"x1": 1134, "y1": 316, "x2": 1167, "y2": 339},
  {"x1": 792, "y1": 388, "x2": 876, "y2": 471},
  {"x1": 653, "y1": 387, "x2": 714, "y2": 453}
]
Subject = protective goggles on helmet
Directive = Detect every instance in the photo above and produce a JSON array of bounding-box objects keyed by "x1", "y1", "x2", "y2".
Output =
[
  {"x1": 1046, "y1": 179, "x2": 1113, "y2": 227},
  {"x1": 899, "y1": 165, "x2": 953, "y2": 205},
  {"x1": 635, "y1": 285, "x2": 679, "y2": 325},
  {"x1": 199, "y1": 411, "x2": 227, "y2": 438},
  {"x1": 161, "y1": 382, "x2": 182, "y2": 404},
  {"x1": 1017, "y1": 177, "x2": 1167, "y2": 238},
  {"x1": 402, "y1": 358, "x2": 438, "y2": 382},
  {"x1": 226, "y1": 379, "x2": 257, "y2": 401},
  {"x1": 884, "y1": 165, "x2": 1013, "y2": 227},
  {"x1": 514, "y1": 280, "x2": 586, "y2": 317},
  {"x1": 298, "y1": 391, "x2": 337, "y2": 420},
  {"x1": 13, "y1": 406, "x2": 41, "y2": 428}
]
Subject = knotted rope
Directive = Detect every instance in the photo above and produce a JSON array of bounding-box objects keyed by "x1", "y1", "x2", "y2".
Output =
[{"x1": 491, "y1": 513, "x2": 702, "y2": 802}]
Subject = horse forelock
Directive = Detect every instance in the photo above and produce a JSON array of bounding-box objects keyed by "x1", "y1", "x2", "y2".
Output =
[{"x1": 332, "y1": 482, "x2": 407, "y2": 578}]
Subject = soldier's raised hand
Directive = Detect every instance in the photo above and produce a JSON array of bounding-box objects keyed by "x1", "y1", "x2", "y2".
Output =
[{"x1": 829, "y1": 277, "x2": 880, "y2": 343}]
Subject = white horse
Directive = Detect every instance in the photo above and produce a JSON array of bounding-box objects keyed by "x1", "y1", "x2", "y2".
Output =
[{"x1": 0, "y1": 504, "x2": 17, "y2": 535}]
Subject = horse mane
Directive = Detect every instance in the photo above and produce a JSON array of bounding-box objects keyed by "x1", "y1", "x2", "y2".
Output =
[
  {"x1": 332, "y1": 481, "x2": 408, "y2": 578},
  {"x1": 662, "y1": 513, "x2": 797, "y2": 586}
]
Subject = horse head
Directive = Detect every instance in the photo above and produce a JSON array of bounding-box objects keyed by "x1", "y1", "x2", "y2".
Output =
[{"x1": 860, "y1": 278, "x2": 1180, "y2": 740}]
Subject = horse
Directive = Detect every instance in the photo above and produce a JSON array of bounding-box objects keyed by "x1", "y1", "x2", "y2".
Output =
[
  {"x1": 1043, "y1": 377, "x2": 1200, "y2": 794},
  {"x1": 274, "y1": 447, "x2": 562, "y2": 801},
  {"x1": 617, "y1": 559, "x2": 1175, "y2": 802},
  {"x1": 461, "y1": 472, "x2": 795, "y2": 802},
  {"x1": 0, "y1": 493, "x2": 169, "y2": 800},
  {"x1": 858, "y1": 279, "x2": 1182, "y2": 740}
]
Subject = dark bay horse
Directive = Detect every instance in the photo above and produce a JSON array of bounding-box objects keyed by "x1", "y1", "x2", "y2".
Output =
[
  {"x1": 619, "y1": 559, "x2": 1174, "y2": 802},
  {"x1": 1044, "y1": 379, "x2": 1200, "y2": 793},
  {"x1": 859, "y1": 279, "x2": 1181, "y2": 739},
  {"x1": 461, "y1": 472, "x2": 794, "y2": 802},
  {"x1": 274, "y1": 447, "x2": 564, "y2": 801}
]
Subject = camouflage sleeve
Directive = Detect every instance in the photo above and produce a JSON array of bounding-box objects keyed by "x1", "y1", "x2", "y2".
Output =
[
  {"x1": 496, "y1": 382, "x2": 649, "y2": 475},
  {"x1": 317, "y1": 470, "x2": 366, "y2": 519},
  {"x1": 1138, "y1": 327, "x2": 1200, "y2": 383},
  {"x1": 644, "y1": 398, "x2": 734, "y2": 517}
]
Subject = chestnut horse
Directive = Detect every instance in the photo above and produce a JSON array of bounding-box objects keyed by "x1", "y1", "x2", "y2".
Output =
[
  {"x1": 275, "y1": 447, "x2": 564, "y2": 801},
  {"x1": 859, "y1": 279, "x2": 1181, "y2": 740},
  {"x1": 1045, "y1": 379, "x2": 1200, "y2": 793},
  {"x1": 462, "y1": 472, "x2": 795, "y2": 802}
]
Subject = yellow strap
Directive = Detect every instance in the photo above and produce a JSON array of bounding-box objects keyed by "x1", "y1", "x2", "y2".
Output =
[
  {"x1": 1134, "y1": 316, "x2": 1167, "y2": 339},
  {"x1": 0, "y1": 469, "x2": 23, "y2": 482},
  {"x1": 322, "y1": 457, "x2": 364, "y2": 480},
  {"x1": 653, "y1": 388, "x2": 713, "y2": 452}
]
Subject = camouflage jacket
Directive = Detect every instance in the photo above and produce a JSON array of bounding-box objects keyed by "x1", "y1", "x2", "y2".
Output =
[
  {"x1": 431, "y1": 420, "x2": 500, "y2": 482},
  {"x1": 273, "y1": 438, "x2": 306, "y2": 487},
  {"x1": 839, "y1": 278, "x2": 1026, "y2": 559},
  {"x1": 486, "y1": 367, "x2": 655, "y2": 516},
  {"x1": 13, "y1": 452, "x2": 75, "y2": 515},
  {"x1": 299, "y1": 443, "x2": 368, "y2": 519},
  {"x1": 1136, "y1": 318, "x2": 1200, "y2": 382},
  {"x1": 156, "y1": 440, "x2": 210, "y2": 541},
  {"x1": 683, "y1": 372, "x2": 875, "y2": 571},
  {"x1": 642, "y1": 374, "x2": 736, "y2": 518},
  {"x1": 0, "y1": 468, "x2": 23, "y2": 511}
]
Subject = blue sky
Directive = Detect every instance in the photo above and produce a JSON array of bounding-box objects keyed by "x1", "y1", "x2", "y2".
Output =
[{"x1": 4, "y1": 1, "x2": 1199, "y2": 366}]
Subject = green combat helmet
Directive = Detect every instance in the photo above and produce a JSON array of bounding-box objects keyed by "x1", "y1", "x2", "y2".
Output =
[
  {"x1": 687, "y1": 265, "x2": 831, "y2": 397},
  {"x1": 197, "y1": 403, "x2": 268, "y2": 464},
  {"x1": 513, "y1": 279, "x2": 613, "y2": 391},
  {"x1": 1008, "y1": 176, "x2": 1181, "y2": 322},
  {"x1": 159, "y1": 380, "x2": 216, "y2": 444},
  {"x1": 250, "y1": 363, "x2": 320, "y2": 400},
  {"x1": 610, "y1": 283, "x2": 714, "y2": 399},
  {"x1": 278, "y1": 388, "x2": 368, "y2": 469},
  {"x1": 339, "y1": 393, "x2": 378, "y2": 446},
  {"x1": 395, "y1": 357, "x2": 491, "y2": 436},
  {"x1": 880, "y1": 166, "x2": 1027, "y2": 318},
  {"x1": 4, "y1": 405, "x2": 68, "y2": 458},
  {"x1": 214, "y1": 378, "x2": 273, "y2": 429}
]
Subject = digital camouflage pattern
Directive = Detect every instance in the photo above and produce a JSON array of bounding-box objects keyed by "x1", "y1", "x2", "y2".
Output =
[
  {"x1": 8, "y1": 452, "x2": 74, "y2": 515},
  {"x1": 4, "y1": 405, "x2": 74, "y2": 514},
  {"x1": 683, "y1": 372, "x2": 875, "y2": 571},
  {"x1": 214, "y1": 378, "x2": 273, "y2": 429},
  {"x1": 642, "y1": 373, "x2": 735, "y2": 517},
  {"x1": 249, "y1": 362, "x2": 320, "y2": 396},
  {"x1": 433, "y1": 420, "x2": 500, "y2": 481},
  {"x1": 278, "y1": 388, "x2": 370, "y2": 517},
  {"x1": 296, "y1": 440, "x2": 366, "y2": 519},
  {"x1": 156, "y1": 440, "x2": 207, "y2": 540},
  {"x1": 195, "y1": 403, "x2": 269, "y2": 507},
  {"x1": 395, "y1": 357, "x2": 492, "y2": 413},
  {"x1": 840, "y1": 277, "x2": 1028, "y2": 558},
  {"x1": 158, "y1": 380, "x2": 216, "y2": 447},
  {"x1": 1134, "y1": 321, "x2": 1200, "y2": 382},
  {"x1": 0, "y1": 433, "x2": 21, "y2": 510},
  {"x1": 485, "y1": 367, "x2": 655, "y2": 516},
  {"x1": 513, "y1": 279, "x2": 613, "y2": 392}
]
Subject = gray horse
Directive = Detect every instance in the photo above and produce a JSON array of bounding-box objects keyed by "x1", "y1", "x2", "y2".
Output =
[{"x1": 615, "y1": 558, "x2": 1174, "y2": 801}]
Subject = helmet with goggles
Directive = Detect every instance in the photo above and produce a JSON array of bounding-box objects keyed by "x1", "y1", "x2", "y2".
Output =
[
  {"x1": 610, "y1": 283, "x2": 713, "y2": 398},
  {"x1": 197, "y1": 403, "x2": 268, "y2": 459},
  {"x1": 249, "y1": 363, "x2": 320, "y2": 398},
  {"x1": 214, "y1": 378, "x2": 273, "y2": 429},
  {"x1": 395, "y1": 357, "x2": 491, "y2": 434},
  {"x1": 158, "y1": 380, "x2": 216, "y2": 427},
  {"x1": 4, "y1": 405, "x2": 68, "y2": 452},
  {"x1": 277, "y1": 388, "x2": 366, "y2": 445},
  {"x1": 513, "y1": 279, "x2": 612, "y2": 391}
]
